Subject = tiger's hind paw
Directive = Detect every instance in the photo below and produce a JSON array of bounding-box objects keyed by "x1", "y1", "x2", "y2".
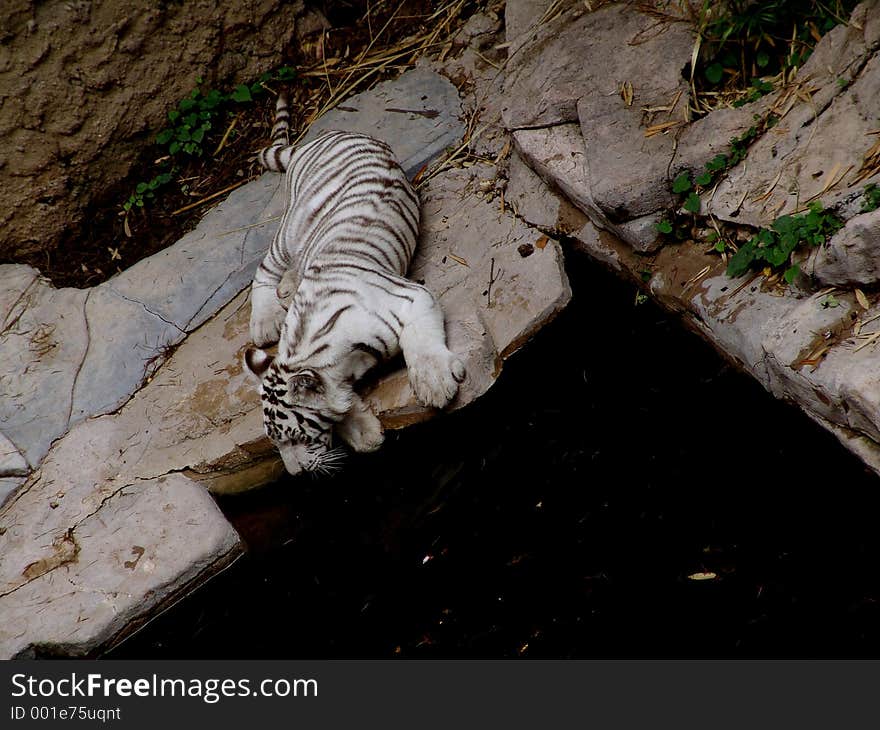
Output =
[{"x1": 408, "y1": 348, "x2": 466, "y2": 409}]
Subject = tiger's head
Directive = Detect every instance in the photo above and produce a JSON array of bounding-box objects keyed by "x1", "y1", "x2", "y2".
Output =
[{"x1": 244, "y1": 348, "x2": 351, "y2": 476}]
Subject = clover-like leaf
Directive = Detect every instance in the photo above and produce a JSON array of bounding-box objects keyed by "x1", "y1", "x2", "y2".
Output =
[
  {"x1": 705, "y1": 62, "x2": 724, "y2": 84},
  {"x1": 683, "y1": 192, "x2": 701, "y2": 214},
  {"x1": 672, "y1": 173, "x2": 692, "y2": 194},
  {"x1": 706, "y1": 154, "x2": 728, "y2": 173},
  {"x1": 727, "y1": 240, "x2": 757, "y2": 277},
  {"x1": 231, "y1": 84, "x2": 252, "y2": 103}
]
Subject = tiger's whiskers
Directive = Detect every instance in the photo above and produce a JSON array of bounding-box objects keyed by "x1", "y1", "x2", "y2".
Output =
[{"x1": 310, "y1": 447, "x2": 348, "y2": 477}]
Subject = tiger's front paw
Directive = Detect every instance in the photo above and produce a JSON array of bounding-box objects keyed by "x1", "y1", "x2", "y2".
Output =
[
  {"x1": 250, "y1": 286, "x2": 287, "y2": 347},
  {"x1": 337, "y1": 402, "x2": 385, "y2": 453},
  {"x1": 407, "y1": 347, "x2": 466, "y2": 409}
]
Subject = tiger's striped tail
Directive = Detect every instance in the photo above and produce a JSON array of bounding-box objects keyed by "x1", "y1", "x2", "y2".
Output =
[{"x1": 258, "y1": 93, "x2": 293, "y2": 172}]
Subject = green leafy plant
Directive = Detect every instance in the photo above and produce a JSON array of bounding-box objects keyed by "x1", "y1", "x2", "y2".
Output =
[
  {"x1": 696, "y1": 1, "x2": 859, "y2": 111},
  {"x1": 672, "y1": 173, "x2": 692, "y2": 194},
  {"x1": 657, "y1": 113, "x2": 782, "y2": 245},
  {"x1": 121, "y1": 65, "x2": 296, "y2": 214},
  {"x1": 123, "y1": 171, "x2": 174, "y2": 212},
  {"x1": 683, "y1": 192, "x2": 702, "y2": 214},
  {"x1": 702, "y1": 1, "x2": 858, "y2": 75},
  {"x1": 726, "y1": 201, "x2": 843, "y2": 279},
  {"x1": 861, "y1": 183, "x2": 880, "y2": 213},
  {"x1": 156, "y1": 87, "x2": 222, "y2": 157},
  {"x1": 704, "y1": 62, "x2": 724, "y2": 85},
  {"x1": 821, "y1": 293, "x2": 840, "y2": 308},
  {"x1": 706, "y1": 230, "x2": 728, "y2": 254},
  {"x1": 732, "y1": 78, "x2": 776, "y2": 107},
  {"x1": 155, "y1": 67, "x2": 296, "y2": 159}
]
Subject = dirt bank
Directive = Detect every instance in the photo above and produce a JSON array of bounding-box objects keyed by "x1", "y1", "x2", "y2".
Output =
[{"x1": 0, "y1": 0, "x2": 304, "y2": 261}]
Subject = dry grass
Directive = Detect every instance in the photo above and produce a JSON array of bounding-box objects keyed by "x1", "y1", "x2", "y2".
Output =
[{"x1": 286, "y1": 0, "x2": 472, "y2": 144}]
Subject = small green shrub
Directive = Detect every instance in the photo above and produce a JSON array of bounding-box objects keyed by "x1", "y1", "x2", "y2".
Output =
[
  {"x1": 726, "y1": 201, "x2": 843, "y2": 279},
  {"x1": 861, "y1": 183, "x2": 880, "y2": 213},
  {"x1": 699, "y1": 0, "x2": 859, "y2": 97},
  {"x1": 731, "y1": 78, "x2": 776, "y2": 108},
  {"x1": 155, "y1": 67, "x2": 296, "y2": 159},
  {"x1": 123, "y1": 171, "x2": 174, "y2": 212},
  {"x1": 656, "y1": 115, "x2": 777, "y2": 245},
  {"x1": 122, "y1": 66, "x2": 296, "y2": 214}
]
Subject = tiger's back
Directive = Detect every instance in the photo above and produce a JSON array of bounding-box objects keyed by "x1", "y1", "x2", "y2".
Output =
[
  {"x1": 254, "y1": 126, "x2": 420, "y2": 302},
  {"x1": 246, "y1": 95, "x2": 464, "y2": 478}
]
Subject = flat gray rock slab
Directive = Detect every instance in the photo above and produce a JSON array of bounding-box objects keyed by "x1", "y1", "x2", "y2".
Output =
[
  {"x1": 811, "y1": 208, "x2": 880, "y2": 286},
  {"x1": 0, "y1": 432, "x2": 28, "y2": 478},
  {"x1": 507, "y1": 150, "x2": 598, "y2": 242},
  {"x1": 0, "y1": 478, "x2": 24, "y2": 508},
  {"x1": 0, "y1": 177, "x2": 287, "y2": 469},
  {"x1": 107, "y1": 174, "x2": 286, "y2": 333},
  {"x1": 304, "y1": 67, "x2": 464, "y2": 178},
  {"x1": 504, "y1": 0, "x2": 555, "y2": 47},
  {"x1": 0, "y1": 473, "x2": 241, "y2": 658},
  {"x1": 0, "y1": 266, "x2": 89, "y2": 469},
  {"x1": 513, "y1": 124, "x2": 663, "y2": 253}
]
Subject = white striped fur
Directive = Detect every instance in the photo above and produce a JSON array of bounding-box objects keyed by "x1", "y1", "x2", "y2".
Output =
[{"x1": 245, "y1": 95, "x2": 465, "y2": 477}]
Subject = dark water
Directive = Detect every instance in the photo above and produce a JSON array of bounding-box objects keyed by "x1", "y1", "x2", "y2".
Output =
[{"x1": 111, "y1": 252, "x2": 880, "y2": 658}]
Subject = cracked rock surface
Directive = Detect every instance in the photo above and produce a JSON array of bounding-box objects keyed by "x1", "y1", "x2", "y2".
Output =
[
  {"x1": 505, "y1": 0, "x2": 880, "y2": 477},
  {"x1": 704, "y1": 3, "x2": 880, "y2": 234},
  {"x1": 0, "y1": 63, "x2": 571, "y2": 657},
  {"x1": 503, "y1": 1, "x2": 693, "y2": 251}
]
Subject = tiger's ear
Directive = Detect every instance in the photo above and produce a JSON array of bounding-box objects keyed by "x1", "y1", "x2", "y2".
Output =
[
  {"x1": 244, "y1": 348, "x2": 273, "y2": 378},
  {"x1": 290, "y1": 369, "x2": 323, "y2": 393}
]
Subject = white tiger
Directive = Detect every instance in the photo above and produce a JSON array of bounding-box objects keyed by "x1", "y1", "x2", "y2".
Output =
[{"x1": 245, "y1": 95, "x2": 465, "y2": 477}]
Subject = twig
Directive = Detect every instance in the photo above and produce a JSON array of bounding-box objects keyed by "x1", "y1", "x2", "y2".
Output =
[
  {"x1": 854, "y1": 330, "x2": 880, "y2": 353},
  {"x1": 213, "y1": 113, "x2": 241, "y2": 157},
  {"x1": 485, "y1": 257, "x2": 502, "y2": 308},
  {"x1": 170, "y1": 179, "x2": 250, "y2": 216},
  {"x1": 218, "y1": 215, "x2": 282, "y2": 236}
]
